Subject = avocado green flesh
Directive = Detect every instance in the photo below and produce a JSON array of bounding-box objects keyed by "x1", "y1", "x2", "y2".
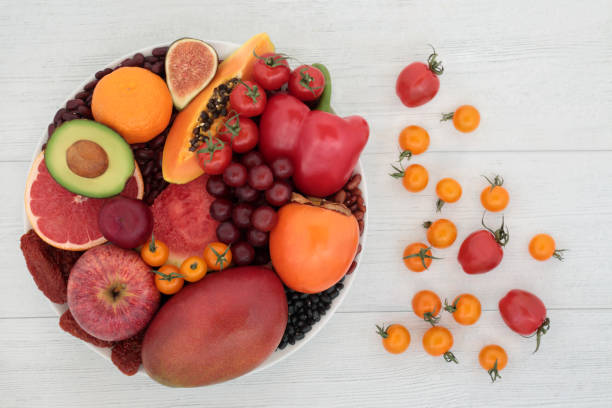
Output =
[{"x1": 45, "y1": 119, "x2": 135, "y2": 198}]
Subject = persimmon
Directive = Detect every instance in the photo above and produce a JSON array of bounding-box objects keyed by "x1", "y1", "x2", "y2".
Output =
[
  {"x1": 424, "y1": 219, "x2": 457, "y2": 249},
  {"x1": 441, "y1": 105, "x2": 480, "y2": 133},
  {"x1": 376, "y1": 324, "x2": 411, "y2": 354},
  {"x1": 270, "y1": 194, "x2": 359, "y2": 293}
]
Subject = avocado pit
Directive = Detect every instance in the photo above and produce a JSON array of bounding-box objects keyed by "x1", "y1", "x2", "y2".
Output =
[{"x1": 66, "y1": 139, "x2": 109, "y2": 178}]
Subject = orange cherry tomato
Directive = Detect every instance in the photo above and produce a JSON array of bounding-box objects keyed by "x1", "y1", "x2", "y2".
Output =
[
  {"x1": 179, "y1": 256, "x2": 207, "y2": 282},
  {"x1": 402, "y1": 242, "x2": 438, "y2": 272},
  {"x1": 435, "y1": 178, "x2": 462, "y2": 211},
  {"x1": 480, "y1": 175, "x2": 509, "y2": 212},
  {"x1": 412, "y1": 290, "x2": 442, "y2": 325},
  {"x1": 376, "y1": 324, "x2": 411, "y2": 354},
  {"x1": 398, "y1": 125, "x2": 430, "y2": 156},
  {"x1": 422, "y1": 326, "x2": 457, "y2": 363},
  {"x1": 442, "y1": 105, "x2": 480, "y2": 133},
  {"x1": 402, "y1": 164, "x2": 429, "y2": 192},
  {"x1": 140, "y1": 235, "x2": 169, "y2": 267},
  {"x1": 203, "y1": 242, "x2": 232, "y2": 271},
  {"x1": 154, "y1": 264, "x2": 184, "y2": 295},
  {"x1": 479, "y1": 345, "x2": 508, "y2": 382},
  {"x1": 445, "y1": 294, "x2": 481, "y2": 325},
  {"x1": 425, "y1": 219, "x2": 457, "y2": 249},
  {"x1": 529, "y1": 233, "x2": 566, "y2": 261}
]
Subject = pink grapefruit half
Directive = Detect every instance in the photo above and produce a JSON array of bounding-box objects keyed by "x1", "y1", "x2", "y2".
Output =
[{"x1": 25, "y1": 151, "x2": 144, "y2": 251}]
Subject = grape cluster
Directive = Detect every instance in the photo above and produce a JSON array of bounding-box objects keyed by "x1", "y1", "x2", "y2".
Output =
[{"x1": 207, "y1": 150, "x2": 294, "y2": 267}]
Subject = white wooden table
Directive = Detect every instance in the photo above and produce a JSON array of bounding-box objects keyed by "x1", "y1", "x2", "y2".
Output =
[{"x1": 2, "y1": 1, "x2": 612, "y2": 406}]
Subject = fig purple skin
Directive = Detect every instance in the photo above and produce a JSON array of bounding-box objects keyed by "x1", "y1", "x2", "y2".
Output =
[{"x1": 98, "y1": 196, "x2": 153, "y2": 249}]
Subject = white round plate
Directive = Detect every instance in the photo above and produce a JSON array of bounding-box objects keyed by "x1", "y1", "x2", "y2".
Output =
[{"x1": 23, "y1": 39, "x2": 368, "y2": 381}]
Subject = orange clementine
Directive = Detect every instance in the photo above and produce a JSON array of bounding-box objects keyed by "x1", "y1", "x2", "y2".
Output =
[{"x1": 92, "y1": 67, "x2": 173, "y2": 144}]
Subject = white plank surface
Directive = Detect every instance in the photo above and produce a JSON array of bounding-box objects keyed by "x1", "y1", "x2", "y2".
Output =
[{"x1": 2, "y1": 0, "x2": 612, "y2": 407}]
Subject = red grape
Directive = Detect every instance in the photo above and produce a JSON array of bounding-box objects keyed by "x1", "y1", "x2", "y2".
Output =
[
  {"x1": 223, "y1": 162, "x2": 248, "y2": 187},
  {"x1": 216, "y1": 221, "x2": 241, "y2": 244},
  {"x1": 265, "y1": 180, "x2": 292, "y2": 207},
  {"x1": 206, "y1": 175, "x2": 230, "y2": 198},
  {"x1": 251, "y1": 206, "x2": 278, "y2": 232},
  {"x1": 232, "y1": 241, "x2": 255, "y2": 266},
  {"x1": 247, "y1": 228, "x2": 268, "y2": 247},
  {"x1": 210, "y1": 198, "x2": 233, "y2": 222},
  {"x1": 232, "y1": 203, "x2": 254, "y2": 229},
  {"x1": 235, "y1": 184, "x2": 259, "y2": 203},
  {"x1": 241, "y1": 150, "x2": 265, "y2": 168},
  {"x1": 248, "y1": 164, "x2": 274, "y2": 191},
  {"x1": 270, "y1": 157, "x2": 294, "y2": 179}
]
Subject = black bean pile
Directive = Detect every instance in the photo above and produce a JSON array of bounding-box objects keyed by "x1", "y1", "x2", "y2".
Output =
[{"x1": 44, "y1": 46, "x2": 173, "y2": 204}]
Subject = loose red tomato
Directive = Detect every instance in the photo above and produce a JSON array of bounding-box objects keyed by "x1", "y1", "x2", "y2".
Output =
[
  {"x1": 229, "y1": 80, "x2": 267, "y2": 117},
  {"x1": 422, "y1": 326, "x2": 457, "y2": 363},
  {"x1": 197, "y1": 137, "x2": 232, "y2": 175},
  {"x1": 445, "y1": 294, "x2": 481, "y2": 325},
  {"x1": 424, "y1": 219, "x2": 457, "y2": 249},
  {"x1": 403, "y1": 242, "x2": 438, "y2": 272},
  {"x1": 499, "y1": 289, "x2": 549, "y2": 352},
  {"x1": 217, "y1": 113, "x2": 259, "y2": 154},
  {"x1": 154, "y1": 264, "x2": 184, "y2": 295},
  {"x1": 529, "y1": 233, "x2": 566, "y2": 261},
  {"x1": 435, "y1": 178, "x2": 462, "y2": 211},
  {"x1": 481, "y1": 175, "x2": 510, "y2": 212},
  {"x1": 442, "y1": 105, "x2": 480, "y2": 133},
  {"x1": 396, "y1": 46, "x2": 444, "y2": 107},
  {"x1": 458, "y1": 214, "x2": 508, "y2": 274},
  {"x1": 376, "y1": 324, "x2": 411, "y2": 354},
  {"x1": 412, "y1": 290, "x2": 441, "y2": 326},
  {"x1": 288, "y1": 65, "x2": 325, "y2": 102},
  {"x1": 479, "y1": 345, "x2": 507, "y2": 382},
  {"x1": 253, "y1": 52, "x2": 291, "y2": 90}
]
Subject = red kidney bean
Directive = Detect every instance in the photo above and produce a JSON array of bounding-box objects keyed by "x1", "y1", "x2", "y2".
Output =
[
  {"x1": 350, "y1": 203, "x2": 358, "y2": 212},
  {"x1": 85, "y1": 94, "x2": 93, "y2": 105},
  {"x1": 94, "y1": 68, "x2": 113, "y2": 79},
  {"x1": 356, "y1": 244, "x2": 362, "y2": 255},
  {"x1": 75, "y1": 91, "x2": 90, "y2": 100},
  {"x1": 332, "y1": 190, "x2": 346, "y2": 203},
  {"x1": 83, "y1": 79, "x2": 98, "y2": 91},
  {"x1": 77, "y1": 105, "x2": 91, "y2": 117},
  {"x1": 66, "y1": 99, "x2": 84, "y2": 110},
  {"x1": 48, "y1": 124, "x2": 55, "y2": 137},
  {"x1": 132, "y1": 53, "x2": 145, "y2": 66},
  {"x1": 135, "y1": 149, "x2": 156, "y2": 161},
  {"x1": 61, "y1": 111, "x2": 78, "y2": 121},
  {"x1": 148, "y1": 133, "x2": 166, "y2": 150},
  {"x1": 345, "y1": 195, "x2": 357, "y2": 207},
  {"x1": 351, "y1": 188, "x2": 362, "y2": 197},
  {"x1": 151, "y1": 62, "x2": 163, "y2": 75},
  {"x1": 54, "y1": 108, "x2": 66, "y2": 123},
  {"x1": 346, "y1": 261, "x2": 357, "y2": 275},
  {"x1": 358, "y1": 220, "x2": 364, "y2": 235},
  {"x1": 142, "y1": 160, "x2": 155, "y2": 177},
  {"x1": 130, "y1": 143, "x2": 146, "y2": 150},
  {"x1": 145, "y1": 55, "x2": 158, "y2": 64},
  {"x1": 144, "y1": 62, "x2": 153, "y2": 71},
  {"x1": 353, "y1": 211, "x2": 364, "y2": 221},
  {"x1": 152, "y1": 46, "x2": 169, "y2": 57},
  {"x1": 345, "y1": 174, "x2": 361, "y2": 190}
]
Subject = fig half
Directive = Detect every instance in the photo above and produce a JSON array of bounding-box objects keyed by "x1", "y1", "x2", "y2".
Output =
[{"x1": 165, "y1": 38, "x2": 219, "y2": 110}]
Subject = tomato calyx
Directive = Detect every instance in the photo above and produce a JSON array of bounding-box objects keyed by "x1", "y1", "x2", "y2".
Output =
[
  {"x1": 488, "y1": 359, "x2": 502, "y2": 383},
  {"x1": 148, "y1": 233, "x2": 158, "y2": 253},
  {"x1": 209, "y1": 243, "x2": 231, "y2": 271},
  {"x1": 436, "y1": 198, "x2": 446, "y2": 212},
  {"x1": 423, "y1": 307, "x2": 440, "y2": 326},
  {"x1": 253, "y1": 50, "x2": 291, "y2": 67},
  {"x1": 197, "y1": 136, "x2": 226, "y2": 166},
  {"x1": 482, "y1": 212, "x2": 510, "y2": 247},
  {"x1": 482, "y1": 174, "x2": 504, "y2": 192},
  {"x1": 427, "y1": 45, "x2": 444, "y2": 76},
  {"x1": 534, "y1": 317, "x2": 550, "y2": 353},
  {"x1": 238, "y1": 80, "x2": 262, "y2": 104},
  {"x1": 444, "y1": 297, "x2": 460, "y2": 313},
  {"x1": 389, "y1": 151, "x2": 412, "y2": 178},
  {"x1": 218, "y1": 112, "x2": 241, "y2": 141},
  {"x1": 375, "y1": 324, "x2": 389, "y2": 339},
  {"x1": 291, "y1": 192, "x2": 353, "y2": 217},
  {"x1": 440, "y1": 112, "x2": 454, "y2": 122},
  {"x1": 553, "y1": 249, "x2": 568, "y2": 261},
  {"x1": 152, "y1": 269, "x2": 184, "y2": 282},
  {"x1": 423, "y1": 221, "x2": 432, "y2": 229},
  {"x1": 298, "y1": 67, "x2": 323, "y2": 96},
  {"x1": 443, "y1": 351, "x2": 458, "y2": 364},
  {"x1": 402, "y1": 246, "x2": 441, "y2": 270}
]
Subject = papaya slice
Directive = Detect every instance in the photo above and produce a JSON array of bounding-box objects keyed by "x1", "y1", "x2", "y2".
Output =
[{"x1": 162, "y1": 33, "x2": 275, "y2": 184}]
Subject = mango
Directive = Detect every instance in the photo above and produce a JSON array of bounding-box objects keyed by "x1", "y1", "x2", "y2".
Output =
[{"x1": 141, "y1": 266, "x2": 287, "y2": 387}]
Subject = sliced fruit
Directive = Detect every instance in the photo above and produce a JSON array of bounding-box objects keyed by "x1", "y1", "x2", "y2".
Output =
[
  {"x1": 165, "y1": 38, "x2": 219, "y2": 110},
  {"x1": 162, "y1": 32, "x2": 275, "y2": 184},
  {"x1": 151, "y1": 174, "x2": 219, "y2": 266},
  {"x1": 45, "y1": 120, "x2": 135, "y2": 198},
  {"x1": 25, "y1": 151, "x2": 143, "y2": 251}
]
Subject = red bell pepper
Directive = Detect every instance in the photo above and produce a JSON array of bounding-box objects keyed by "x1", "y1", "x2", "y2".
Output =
[{"x1": 259, "y1": 93, "x2": 369, "y2": 197}]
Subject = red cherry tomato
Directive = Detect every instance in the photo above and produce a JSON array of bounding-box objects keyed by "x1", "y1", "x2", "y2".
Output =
[
  {"x1": 253, "y1": 52, "x2": 291, "y2": 91},
  {"x1": 229, "y1": 80, "x2": 267, "y2": 117},
  {"x1": 288, "y1": 65, "x2": 325, "y2": 102},
  {"x1": 196, "y1": 137, "x2": 232, "y2": 175},
  {"x1": 396, "y1": 47, "x2": 444, "y2": 107},
  {"x1": 457, "y1": 215, "x2": 508, "y2": 274},
  {"x1": 499, "y1": 289, "x2": 550, "y2": 352},
  {"x1": 217, "y1": 113, "x2": 259, "y2": 154}
]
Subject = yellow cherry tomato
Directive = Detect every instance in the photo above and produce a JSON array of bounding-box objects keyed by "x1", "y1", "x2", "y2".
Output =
[
  {"x1": 154, "y1": 264, "x2": 184, "y2": 295},
  {"x1": 425, "y1": 219, "x2": 457, "y2": 249},
  {"x1": 422, "y1": 326, "x2": 457, "y2": 363},
  {"x1": 445, "y1": 294, "x2": 481, "y2": 325},
  {"x1": 435, "y1": 178, "x2": 462, "y2": 211},
  {"x1": 412, "y1": 290, "x2": 441, "y2": 326},
  {"x1": 140, "y1": 235, "x2": 169, "y2": 267},
  {"x1": 403, "y1": 242, "x2": 437, "y2": 272},
  {"x1": 203, "y1": 242, "x2": 232, "y2": 271},
  {"x1": 442, "y1": 105, "x2": 480, "y2": 133},
  {"x1": 180, "y1": 256, "x2": 207, "y2": 282},
  {"x1": 376, "y1": 324, "x2": 411, "y2": 354},
  {"x1": 480, "y1": 175, "x2": 509, "y2": 212},
  {"x1": 402, "y1": 164, "x2": 429, "y2": 192},
  {"x1": 529, "y1": 233, "x2": 566, "y2": 261},
  {"x1": 398, "y1": 125, "x2": 430, "y2": 156},
  {"x1": 479, "y1": 345, "x2": 508, "y2": 382}
]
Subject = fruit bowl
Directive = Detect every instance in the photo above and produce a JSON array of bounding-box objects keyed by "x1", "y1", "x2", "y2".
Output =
[{"x1": 23, "y1": 39, "x2": 368, "y2": 378}]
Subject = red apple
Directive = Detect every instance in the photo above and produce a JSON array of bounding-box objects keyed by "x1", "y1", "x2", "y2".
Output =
[{"x1": 67, "y1": 244, "x2": 159, "y2": 342}]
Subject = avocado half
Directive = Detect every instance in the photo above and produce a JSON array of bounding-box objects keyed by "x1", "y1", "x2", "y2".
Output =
[{"x1": 45, "y1": 119, "x2": 135, "y2": 198}]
